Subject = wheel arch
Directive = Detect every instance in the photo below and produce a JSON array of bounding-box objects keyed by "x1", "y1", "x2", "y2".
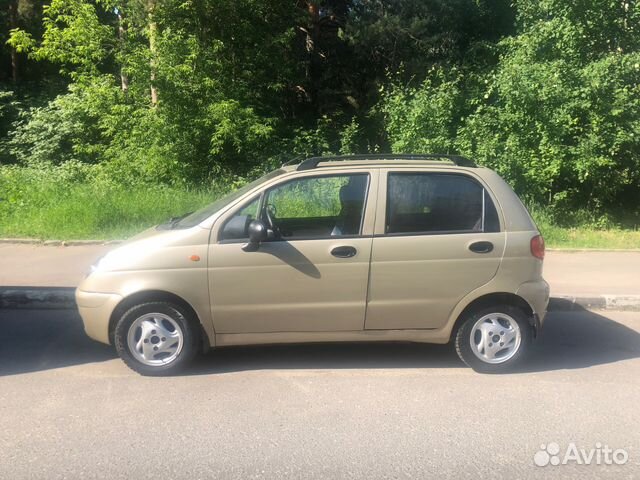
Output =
[
  {"x1": 450, "y1": 292, "x2": 535, "y2": 341},
  {"x1": 108, "y1": 290, "x2": 211, "y2": 351}
]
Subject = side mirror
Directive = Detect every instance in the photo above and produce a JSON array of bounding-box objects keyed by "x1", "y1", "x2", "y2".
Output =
[{"x1": 242, "y1": 220, "x2": 268, "y2": 252}]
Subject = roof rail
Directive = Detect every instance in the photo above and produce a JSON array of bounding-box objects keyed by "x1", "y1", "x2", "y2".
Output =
[
  {"x1": 281, "y1": 155, "x2": 305, "y2": 167},
  {"x1": 296, "y1": 154, "x2": 476, "y2": 171}
]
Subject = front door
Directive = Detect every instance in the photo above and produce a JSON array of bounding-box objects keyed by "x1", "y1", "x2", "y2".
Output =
[
  {"x1": 209, "y1": 171, "x2": 377, "y2": 334},
  {"x1": 365, "y1": 169, "x2": 506, "y2": 330}
]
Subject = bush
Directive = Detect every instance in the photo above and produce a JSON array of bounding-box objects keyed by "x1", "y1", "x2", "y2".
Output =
[{"x1": 380, "y1": 0, "x2": 640, "y2": 222}]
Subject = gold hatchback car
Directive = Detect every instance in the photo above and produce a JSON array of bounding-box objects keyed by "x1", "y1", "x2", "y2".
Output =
[{"x1": 77, "y1": 154, "x2": 549, "y2": 375}]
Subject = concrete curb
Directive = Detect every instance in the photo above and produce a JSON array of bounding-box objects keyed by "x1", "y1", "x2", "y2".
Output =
[
  {"x1": 549, "y1": 295, "x2": 640, "y2": 312},
  {"x1": 2, "y1": 288, "x2": 640, "y2": 312},
  {"x1": 0, "y1": 287, "x2": 76, "y2": 309},
  {"x1": 0, "y1": 238, "x2": 123, "y2": 246}
]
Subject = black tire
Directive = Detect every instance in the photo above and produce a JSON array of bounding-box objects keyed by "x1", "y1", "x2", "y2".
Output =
[
  {"x1": 114, "y1": 302, "x2": 200, "y2": 376},
  {"x1": 454, "y1": 304, "x2": 532, "y2": 373}
]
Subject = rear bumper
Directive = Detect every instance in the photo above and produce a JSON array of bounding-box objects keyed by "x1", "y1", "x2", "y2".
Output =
[
  {"x1": 75, "y1": 289, "x2": 122, "y2": 345},
  {"x1": 516, "y1": 279, "x2": 550, "y2": 333}
]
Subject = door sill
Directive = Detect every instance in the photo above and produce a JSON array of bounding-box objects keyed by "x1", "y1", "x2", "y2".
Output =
[{"x1": 214, "y1": 328, "x2": 448, "y2": 347}]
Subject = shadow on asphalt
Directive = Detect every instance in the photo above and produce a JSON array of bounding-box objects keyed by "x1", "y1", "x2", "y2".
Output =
[
  {"x1": 192, "y1": 306, "x2": 640, "y2": 375},
  {"x1": 0, "y1": 308, "x2": 115, "y2": 376},
  {"x1": 521, "y1": 305, "x2": 640, "y2": 373},
  {"x1": 1, "y1": 303, "x2": 639, "y2": 376}
]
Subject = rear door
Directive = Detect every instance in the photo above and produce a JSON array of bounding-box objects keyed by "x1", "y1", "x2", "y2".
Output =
[{"x1": 365, "y1": 169, "x2": 506, "y2": 330}]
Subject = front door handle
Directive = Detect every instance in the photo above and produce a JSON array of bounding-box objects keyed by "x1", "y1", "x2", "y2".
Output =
[
  {"x1": 331, "y1": 246, "x2": 357, "y2": 258},
  {"x1": 468, "y1": 241, "x2": 494, "y2": 254}
]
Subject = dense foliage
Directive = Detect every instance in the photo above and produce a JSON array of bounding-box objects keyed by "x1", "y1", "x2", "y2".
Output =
[
  {"x1": 1, "y1": 0, "x2": 639, "y2": 227},
  {"x1": 383, "y1": 0, "x2": 640, "y2": 222}
]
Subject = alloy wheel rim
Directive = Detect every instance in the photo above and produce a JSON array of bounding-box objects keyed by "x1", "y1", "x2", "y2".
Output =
[
  {"x1": 126, "y1": 313, "x2": 184, "y2": 366},
  {"x1": 469, "y1": 313, "x2": 521, "y2": 364}
]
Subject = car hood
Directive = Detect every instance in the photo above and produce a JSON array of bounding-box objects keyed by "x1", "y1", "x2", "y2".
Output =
[{"x1": 95, "y1": 225, "x2": 211, "y2": 273}]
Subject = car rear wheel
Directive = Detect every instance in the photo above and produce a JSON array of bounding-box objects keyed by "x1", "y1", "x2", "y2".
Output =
[
  {"x1": 454, "y1": 305, "x2": 532, "y2": 373},
  {"x1": 114, "y1": 302, "x2": 199, "y2": 376}
]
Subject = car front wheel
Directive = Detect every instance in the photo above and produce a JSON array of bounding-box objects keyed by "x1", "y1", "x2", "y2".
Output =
[
  {"x1": 454, "y1": 305, "x2": 532, "y2": 373},
  {"x1": 114, "y1": 302, "x2": 199, "y2": 376}
]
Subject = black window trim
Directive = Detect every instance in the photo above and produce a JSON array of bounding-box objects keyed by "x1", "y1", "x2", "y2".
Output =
[
  {"x1": 217, "y1": 172, "x2": 371, "y2": 244},
  {"x1": 217, "y1": 194, "x2": 262, "y2": 244},
  {"x1": 383, "y1": 171, "x2": 502, "y2": 237}
]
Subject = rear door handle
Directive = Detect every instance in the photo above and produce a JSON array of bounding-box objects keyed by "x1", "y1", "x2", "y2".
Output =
[
  {"x1": 331, "y1": 246, "x2": 357, "y2": 258},
  {"x1": 468, "y1": 241, "x2": 494, "y2": 254}
]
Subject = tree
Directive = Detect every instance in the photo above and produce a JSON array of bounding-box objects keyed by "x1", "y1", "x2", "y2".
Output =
[
  {"x1": 382, "y1": 0, "x2": 640, "y2": 216},
  {"x1": 461, "y1": 0, "x2": 640, "y2": 213},
  {"x1": 3, "y1": 0, "x2": 42, "y2": 84}
]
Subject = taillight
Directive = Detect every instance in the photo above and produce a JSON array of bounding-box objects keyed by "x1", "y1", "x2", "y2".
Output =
[{"x1": 531, "y1": 234, "x2": 545, "y2": 260}]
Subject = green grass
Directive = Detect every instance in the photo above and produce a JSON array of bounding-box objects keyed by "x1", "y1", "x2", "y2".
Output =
[
  {"x1": 0, "y1": 169, "x2": 222, "y2": 239},
  {"x1": 530, "y1": 205, "x2": 640, "y2": 249},
  {"x1": 534, "y1": 221, "x2": 640, "y2": 249},
  {"x1": 0, "y1": 185, "x2": 218, "y2": 240},
  {"x1": 2, "y1": 166, "x2": 640, "y2": 248}
]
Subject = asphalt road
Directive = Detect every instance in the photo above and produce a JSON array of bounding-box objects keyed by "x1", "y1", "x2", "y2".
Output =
[{"x1": 1, "y1": 308, "x2": 639, "y2": 479}]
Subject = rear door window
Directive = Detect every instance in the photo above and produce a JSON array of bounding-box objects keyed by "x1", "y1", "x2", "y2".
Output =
[{"x1": 386, "y1": 173, "x2": 500, "y2": 235}]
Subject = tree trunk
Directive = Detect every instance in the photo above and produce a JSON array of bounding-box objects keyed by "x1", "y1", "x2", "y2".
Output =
[
  {"x1": 304, "y1": 2, "x2": 319, "y2": 108},
  {"x1": 306, "y1": 2, "x2": 319, "y2": 55},
  {"x1": 116, "y1": 8, "x2": 129, "y2": 94},
  {"x1": 148, "y1": 0, "x2": 159, "y2": 106},
  {"x1": 8, "y1": 0, "x2": 19, "y2": 83}
]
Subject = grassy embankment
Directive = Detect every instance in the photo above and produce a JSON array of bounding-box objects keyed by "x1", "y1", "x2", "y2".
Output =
[
  {"x1": 1, "y1": 168, "x2": 639, "y2": 248},
  {"x1": 0, "y1": 166, "x2": 220, "y2": 239}
]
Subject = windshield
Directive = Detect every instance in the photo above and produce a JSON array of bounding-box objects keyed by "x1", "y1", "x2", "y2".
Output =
[{"x1": 172, "y1": 169, "x2": 285, "y2": 228}]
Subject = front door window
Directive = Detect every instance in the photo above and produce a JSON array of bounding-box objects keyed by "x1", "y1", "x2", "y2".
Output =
[{"x1": 264, "y1": 174, "x2": 369, "y2": 240}]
